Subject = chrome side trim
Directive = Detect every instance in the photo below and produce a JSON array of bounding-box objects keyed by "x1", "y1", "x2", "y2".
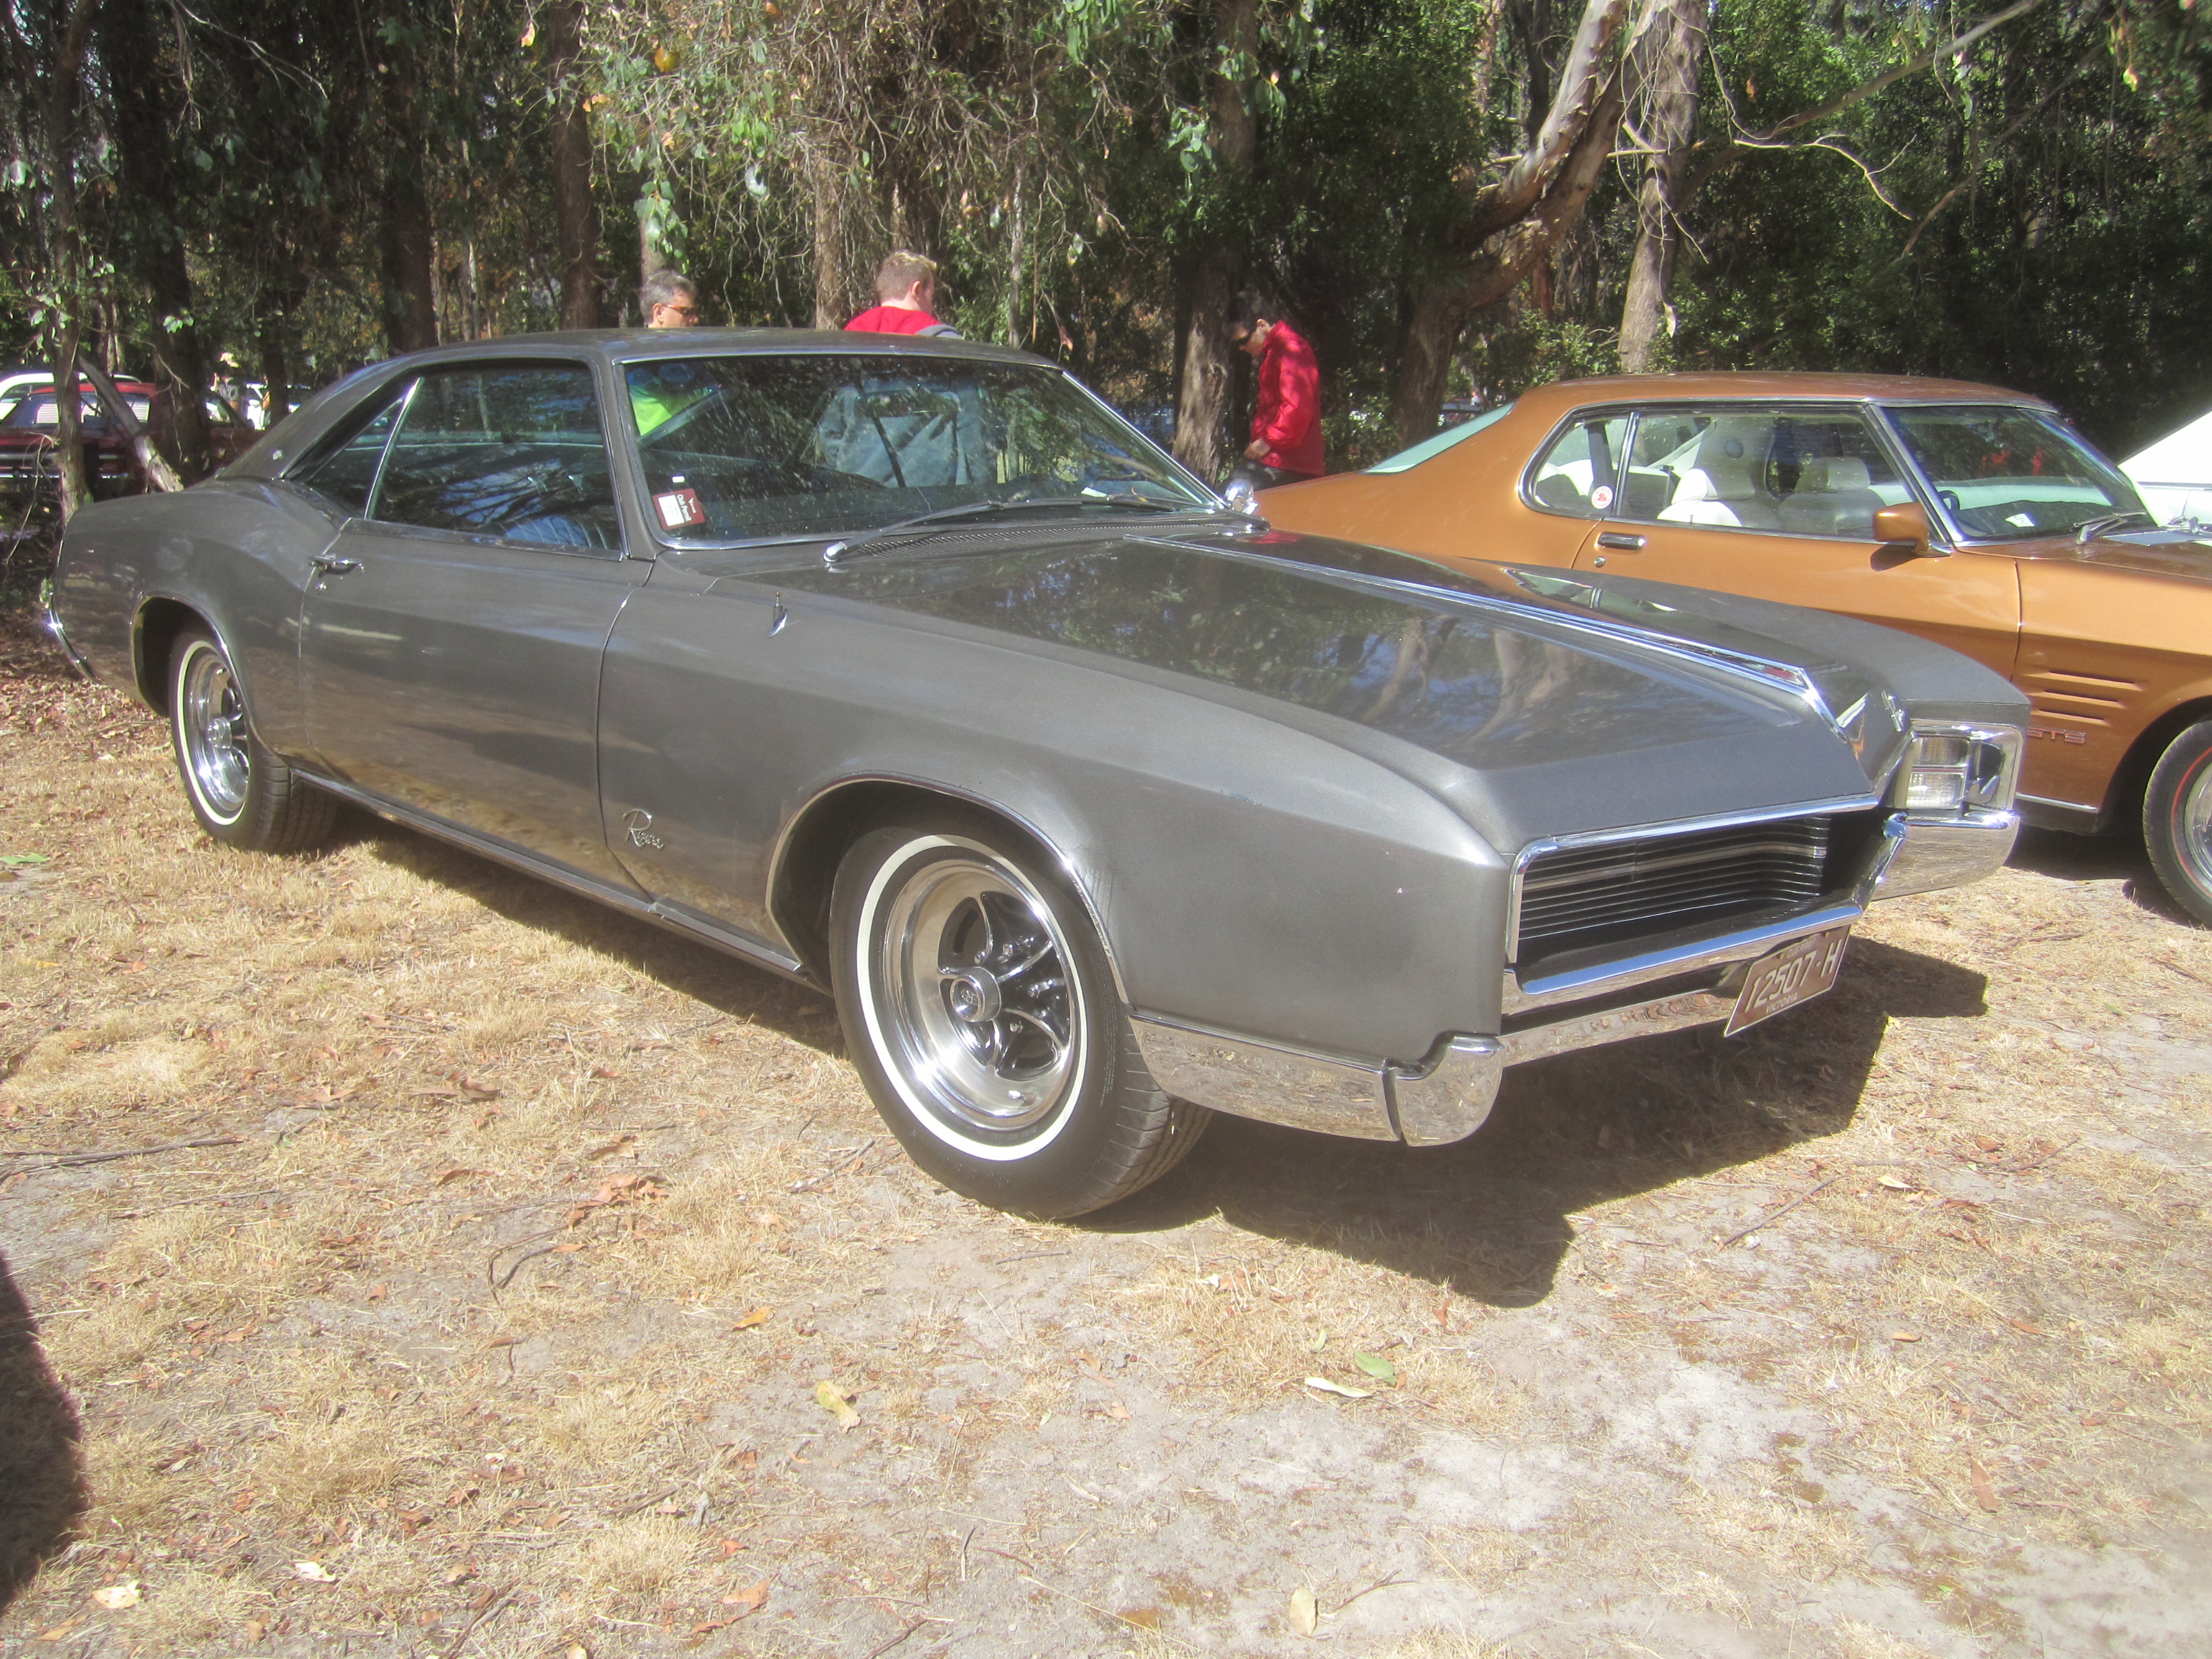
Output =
[
  {"x1": 294, "y1": 769, "x2": 810, "y2": 981},
  {"x1": 1386, "y1": 1035, "x2": 1505, "y2": 1147},
  {"x1": 1505, "y1": 899, "x2": 1866, "y2": 1012},
  {"x1": 2016, "y1": 792, "x2": 2101, "y2": 832},
  {"x1": 1126, "y1": 1013, "x2": 1395, "y2": 1141},
  {"x1": 765, "y1": 773, "x2": 1135, "y2": 1007},
  {"x1": 1504, "y1": 794, "x2": 1880, "y2": 963},
  {"x1": 1873, "y1": 807, "x2": 2020, "y2": 901},
  {"x1": 40, "y1": 586, "x2": 92, "y2": 680}
]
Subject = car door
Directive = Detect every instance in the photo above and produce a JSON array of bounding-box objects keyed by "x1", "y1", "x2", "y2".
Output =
[
  {"x1": 296, "y1": 358, "x2": 647, "y2": 888},
  {"x1": 1566, "y1": 402, "x2": 2023, "y2": 679}
]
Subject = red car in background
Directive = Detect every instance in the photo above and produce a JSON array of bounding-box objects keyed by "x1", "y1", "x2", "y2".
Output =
[{"x1": 0, "y1": 380, "x2": 255, "y2": 518}]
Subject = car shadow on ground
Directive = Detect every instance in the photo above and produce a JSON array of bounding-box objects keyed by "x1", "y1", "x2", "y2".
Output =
[
  {"x1": 351, "y1": 817, "x2": 1989, "y2": 1311},
  {"x1": 1093, "y1": 937, "x2": 1990, "y2": 1308},
  {"x1": 0, "y1": 1251, "x2": 87, "y2": 1614},
  {"x1": 353, "y1": 816, "x2": 842, "y2": 1052},
  {"x1": 2008, "y1": 826, "x2": 2195, "y2": 926}
]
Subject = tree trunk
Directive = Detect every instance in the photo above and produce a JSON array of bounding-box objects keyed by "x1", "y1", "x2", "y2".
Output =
[
  {"x1": 1388, "y1": 282, "x2": 1476, "y2": 448},
  {"x1": 805, "y1": 134, "x2": 849, "y2": 329},
  {"x1": 1388, "y1": 0, "x2": 1630, "y2": 442},
  {"x1": 82, "y1": 358, "x2": 185, "y2": 492},
  {"x1": 97, "y1": 0, "x2": 213, "y2": 476},
  {"x1": 50, "y1": 330, "x2": 90, "y2": 525},
  {"x1": 1171, "y1": 0, "x2": 1260, "y2": 481},
  {"x1": 260, "y1": 314, "x2": 291, "y2": 434},
  {"x1": 1617, "y1": 0, "x2": 1707, "y2": 373},
  {"x1": 543, "y1": 0, "x2": 602, "y2": 330},
  {"x1": 376, "y1": 12, "x2": 438, "y2": 356},
  {"x1": 1173, "y1": 244, "x2": 1241, "y2": 481}
]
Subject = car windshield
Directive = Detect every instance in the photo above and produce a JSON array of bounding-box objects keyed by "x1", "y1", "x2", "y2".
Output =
[
  {"x1": 623, "y1": 353, "x2": 1216, "y2": 543},
  {"x1": 1882, "y1": 403, "x2": 2145, "y2": 541},
  {"x1": 1365, "y1": 400, "x2": 1516, "y2": 474}
]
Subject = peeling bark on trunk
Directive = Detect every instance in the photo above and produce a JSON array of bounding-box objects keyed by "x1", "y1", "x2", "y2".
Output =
[
  {"x1": 1171, "y1": 0, "x2": 1260, "y2": 482},
  {"x1": 1389, "y1": 0, "x2": 1630, "y2": 446},
  {"x1": 1618, "y1": 0, "x2": 1706, "y2": 373},
  {"x1": 544, "y1": 0, "x2": 602, "y2": 331}
]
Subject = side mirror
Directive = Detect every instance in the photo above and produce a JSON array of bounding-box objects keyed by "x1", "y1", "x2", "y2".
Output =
[{"x1": 1871, "y1": 501, "x2": 1944, "y2": 558}]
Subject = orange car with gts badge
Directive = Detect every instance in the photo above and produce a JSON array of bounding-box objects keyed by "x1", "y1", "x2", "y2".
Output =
[{"x1": 1263, "y1": 373, "x2": 2212, "y2": 924}]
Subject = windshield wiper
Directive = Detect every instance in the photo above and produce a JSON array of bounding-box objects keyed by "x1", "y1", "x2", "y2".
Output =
[
  {"x1": 822, "y1": 493, "x2": 1198, "y2": 565},
  {"x1": 2077, "y1": 509, "x2": 2157, "y2": 544}
]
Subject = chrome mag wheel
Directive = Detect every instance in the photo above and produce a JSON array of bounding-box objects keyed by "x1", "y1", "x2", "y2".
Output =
[
  {"x1": 176, "y1": 637, "x2": 250, "y2": 824},
  {"x1": 2146, "y1": 720, "x2": 2212, "y2": 928},
  {"x1": 867, "y1": 843, "x2": 1086, "y2": 1148}
]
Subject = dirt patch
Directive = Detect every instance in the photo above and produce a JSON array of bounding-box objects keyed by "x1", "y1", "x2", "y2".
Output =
[{"x1": 1, "y1": 605, "x2": 2208, "y2": 1656}]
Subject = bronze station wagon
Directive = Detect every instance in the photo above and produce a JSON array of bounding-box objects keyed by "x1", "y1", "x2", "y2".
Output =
[{"x1": 1263, "y1": 373, "x2": 2212, "y2": 926}]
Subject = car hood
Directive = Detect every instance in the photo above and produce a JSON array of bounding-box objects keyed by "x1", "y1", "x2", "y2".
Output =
[
  {"x1": 2067, "y1": 528, "x2": 2212, "y2": 581},
  {"x1": 756, "y1": 524, "x2": 2024, "y2": 846}
]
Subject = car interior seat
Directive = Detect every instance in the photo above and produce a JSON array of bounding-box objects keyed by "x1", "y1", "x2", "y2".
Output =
[
  {"x1": 1778, "y1": 455, "x2": 1885, "y2": 538},
  {"x1": 1656, "y1": 422, "x2": 1782, "y2": 529}
]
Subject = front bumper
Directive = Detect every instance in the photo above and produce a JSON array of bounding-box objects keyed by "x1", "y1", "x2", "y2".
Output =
[{"x1": 1128, "y1": 804, "x2": 2019, "y2": 1148}]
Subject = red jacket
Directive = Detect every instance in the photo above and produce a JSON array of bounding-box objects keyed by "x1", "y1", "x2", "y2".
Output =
[
  {"x1": 846, "y1": 305, "x2": 945, "y2": 335},
  {"x1": 1252, "y1": 321, "x2": 1324, "y2": 476}
]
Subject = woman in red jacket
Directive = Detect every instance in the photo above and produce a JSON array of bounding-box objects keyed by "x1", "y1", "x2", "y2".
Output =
[{"x1": 1227, "y1": 290, "x2": 1324, "y2": 487}]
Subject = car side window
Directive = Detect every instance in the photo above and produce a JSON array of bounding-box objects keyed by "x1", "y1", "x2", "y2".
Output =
[
  {"x1": 373, "y1": 363, "x2": 621, "y2": 550},
  {"x1": 1619, "y1": 405, "x2": 1908, "y2": 538},
  {"x1": 295, "y1": 390, "x2": 408, "y2": 515},
  {"x1": 1527, "y1": 414, "x2": 1628, "y2": 517}
]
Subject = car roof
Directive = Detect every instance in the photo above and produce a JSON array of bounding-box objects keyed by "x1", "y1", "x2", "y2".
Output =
[
  {"x1": 369, "y1": 328, "x2": 1050, "y2": 371},
  {"x1": 1516, "y1": 370, "x2": 2054, "y2": 411}
]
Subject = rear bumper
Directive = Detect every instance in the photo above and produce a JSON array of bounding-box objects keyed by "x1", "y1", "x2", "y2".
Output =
[{"x1": 1128, "y1": 805, "x2": 2017, "y2": 1150}]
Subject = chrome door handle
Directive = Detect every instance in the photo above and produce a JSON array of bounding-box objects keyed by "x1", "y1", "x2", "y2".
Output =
[
  {"x1": 309, "y1": 555, "x2": 362, "y2": 576},
  {"x1": 1595, "y1": 532, "x2": 1646, "y2": 550}
]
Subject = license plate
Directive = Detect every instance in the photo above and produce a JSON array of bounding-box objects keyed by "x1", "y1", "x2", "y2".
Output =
[{"x1": 1726, "y1": 927, "x2": 1851, "y2": 1036}]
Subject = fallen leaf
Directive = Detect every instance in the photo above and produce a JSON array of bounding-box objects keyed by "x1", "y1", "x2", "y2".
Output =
[
  {"x1": 482, "y1": 1334, "x2": 517, "y2": 1349},
  {"x1": 434, "y1": 1167, "x2": 476, "y2": 1185},
  {"x1": 1303, "y1": 1376, "x2": 1372, "y2": 1400},
  {"x1": 1288, "y1": 1585, "x2": 1318, "y2": 1636},
  {"x1": 411, "y1": 1087, "x2": 463, "y2": 1100},
  {"x1": 367, "y1": 1283, "x2": 389, "y2": 1301},
  {"x1": 815, "y1": 1380, "x2": 860, "y2": 1429},
  {"x1": 244, "y1": 1619, "x2": 266, "y2": 1640},
  {"x1": 1106, "y1": 1402, "x2": 1132, "y2": 1421},
  {"x1": 293, "y1": 1560, "x2": 338, "y2": 1582},
  {"x1": 2008, "y1": 1317, "x2": 2048, "y2": 1336},
  {"x1": 92, "y1": 1582, "x2": 141, "y2": 1610},
  {"x1": 721, "y1": 1579, "x2": 771, "y2": 1615},
  {"x1": 584, "y1": 1135, "x2": 639, "y2": 1160},
  {"x1": 1878, "y1": 1175, "x2": 1916, "y2": 1191},
  {"x1": 454, "y1": 1077, "x2": 501, "y2": 1101},
  {"x1": 1352, "y1": 1351, "x2": 1398, "y2": 1384},
  {"x1": 589, "y1": 1065, "x2": 620, "y2": 1079},
  {"x1": 1888, "y1": 1331, "x2": 1921, "y2": 1343},
  {"x1": 36, "y1": 1620, "x2": 86, "y2": 1642},
  {"x1": 732, "y1": 1306, "x2": 773, "y2": 1330},
  {"x1": 1118, "y1": 1606, "x2": 1161, "y2": 1630},
  {"x1": 1970, "y1": 1455, "x2": 2000, "y2": 1512}
]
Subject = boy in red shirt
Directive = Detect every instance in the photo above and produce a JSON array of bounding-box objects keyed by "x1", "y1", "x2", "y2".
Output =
[
  {"x1": 847, "y1": 251, "x2": 961, "y2": 337},
  {"x1": 1228, "y1": 291, "x2": 1323, "y2": 486}
]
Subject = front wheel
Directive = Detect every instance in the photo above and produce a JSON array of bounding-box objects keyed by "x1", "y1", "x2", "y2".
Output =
[
  {"x1": 2145, "y1": 721, "x2": 2212, "y2": 927},
  {"x1": 169, "y1": 627, "x2": 336, "y2": 853},
  {"x1": 830, "y1": 811, "x2": 1208, "y2": 1218}
]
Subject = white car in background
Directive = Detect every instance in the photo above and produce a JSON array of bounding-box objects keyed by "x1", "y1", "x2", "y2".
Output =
[{"x1": 2123, "y1": 409, "x2": 2212, "y2": 529}]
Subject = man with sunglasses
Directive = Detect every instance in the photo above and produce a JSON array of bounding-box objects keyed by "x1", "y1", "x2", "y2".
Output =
[{"x1": 643, "y1": 269, "x2": 702, "y2": 329}]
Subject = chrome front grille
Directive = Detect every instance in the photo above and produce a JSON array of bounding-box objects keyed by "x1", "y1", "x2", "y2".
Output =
[{"x1": 1515, "y1": 817, "x2": 1833, "y2": 973}]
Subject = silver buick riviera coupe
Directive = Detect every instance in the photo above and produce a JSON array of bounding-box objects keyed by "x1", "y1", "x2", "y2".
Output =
[{"x1": 49, "y1": 332, "x2": 2029, "y2": 1217}]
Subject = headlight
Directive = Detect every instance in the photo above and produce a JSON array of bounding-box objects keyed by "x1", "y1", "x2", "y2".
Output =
[{"x1": 1901, "y1": 723, "x2": 2022, "y2": 815}]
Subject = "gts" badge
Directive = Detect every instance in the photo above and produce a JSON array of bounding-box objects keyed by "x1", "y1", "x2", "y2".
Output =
[{"x1": 2026, "y1": 726, "x2": 2088, "y2": 745}]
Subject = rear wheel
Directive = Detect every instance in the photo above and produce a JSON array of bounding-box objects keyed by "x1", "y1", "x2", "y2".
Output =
[
  {"x1": 2144, "y1": 720, "x2": 2212, "y2": 927},
  {"x1": 830, "y1": 810, "x2": 1208, "y2": 1217},
  {"x1": 169, "y1": 627, "x2": 336, "y2": 853}
]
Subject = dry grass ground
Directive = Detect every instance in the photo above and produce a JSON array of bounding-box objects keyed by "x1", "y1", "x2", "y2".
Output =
[{"x1": 1, "y1": 603, "x2": 2207, "y2": 1658}]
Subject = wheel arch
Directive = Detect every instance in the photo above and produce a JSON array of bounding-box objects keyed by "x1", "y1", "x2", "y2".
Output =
[
  {"x1": 767, "y1": 777, "x2": 1127, "y2": 1002},
  {"x1": 132, "y1": 596, "x2": 214, "y2": 715},
  {"x1": 2102, "y1": 693, "x2": 2212, "y2": 834}
]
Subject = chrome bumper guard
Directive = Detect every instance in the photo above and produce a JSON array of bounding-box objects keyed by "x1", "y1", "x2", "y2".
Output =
[{"x1": 1128, "y1": 803, "x2": 2017, "y2": 1150}]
